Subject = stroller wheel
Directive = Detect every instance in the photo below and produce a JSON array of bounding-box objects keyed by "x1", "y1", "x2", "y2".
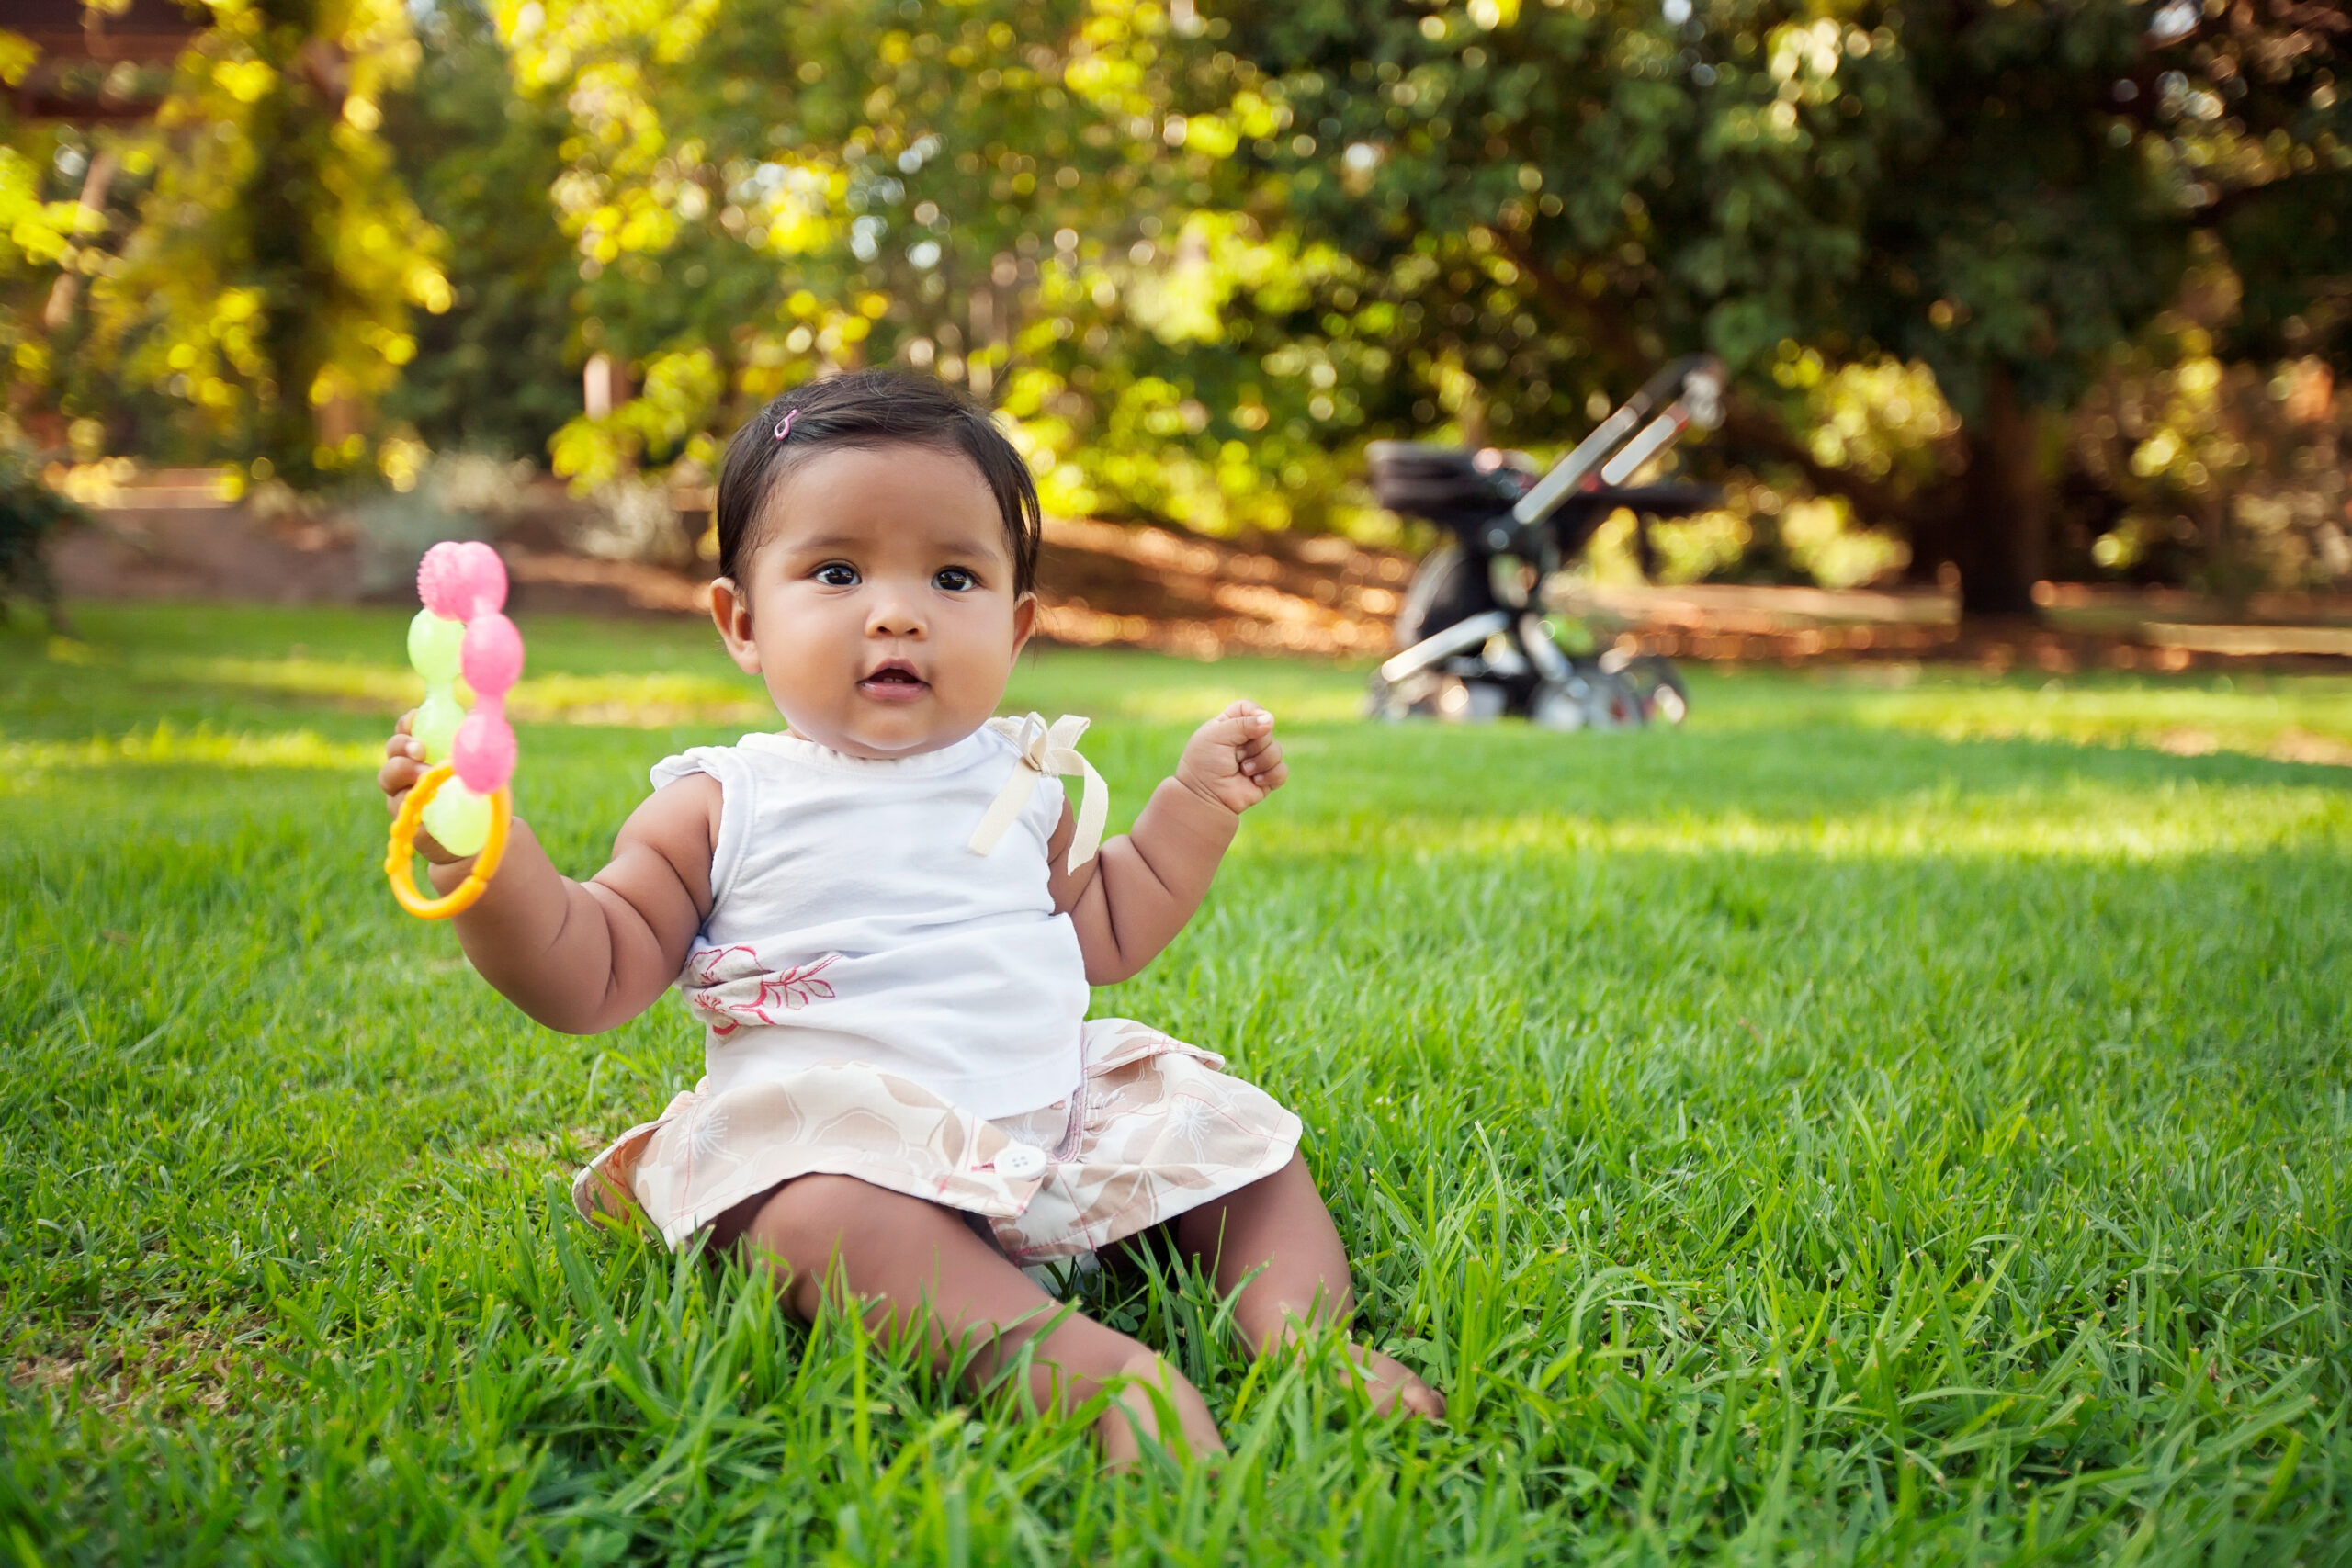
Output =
[
  {"x1": 1435, "y1": 675, "x2": 1509, "y2": 723},
  {"x1": 1531, "y1": 682, "x2": 1587, "y2": 732},
  {"x1": 1580, "y1": 669, "x2": 1644, "y2": 730},
  {"x1": 1611, "y1": 655, "x2": 1690, "y2": 726},
  {"x1": 1363, "y1": 669, "x2": 1505, "y2": 723}
]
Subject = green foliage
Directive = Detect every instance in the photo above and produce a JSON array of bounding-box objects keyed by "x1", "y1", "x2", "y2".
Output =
[
  {"x1": 4, "y1": 0, "x2": 2347, "y2": 588},
  {"x1": 1208, "y1": 0, "x2": 2347, "y2": 404},
  {"x1": 1186, "y1": 0, "x2": 2349, "y2": 603},
  {"x1": 6, "y1": 605, "x2": 2352, "y2": 1557},
  {"x1": 93, "y1": 0, "x2": 452, "y2": 483},
  {"x1": 378, "y1": 0, "x2": 581, "y2": 460},
  {"x1": 0, "y1": 138, "x2": 83, "y2": 396},
  {"x1": 2064, "y1": 258, "x2": 2352, "y2": 596}
]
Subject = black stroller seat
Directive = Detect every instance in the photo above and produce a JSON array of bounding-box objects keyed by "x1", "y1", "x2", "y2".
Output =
[{"x1": 1366, "y1": 442, "x2": 1528, "y2": 530}]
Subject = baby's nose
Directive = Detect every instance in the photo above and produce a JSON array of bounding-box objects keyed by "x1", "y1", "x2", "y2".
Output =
[{"x1": 866, "y1": 597, "x2": 926, "y2": 637}]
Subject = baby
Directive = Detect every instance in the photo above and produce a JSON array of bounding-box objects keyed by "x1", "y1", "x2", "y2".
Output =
[{"x1": 379, "y1": 370, "x2": 1442, "y2": 1463}]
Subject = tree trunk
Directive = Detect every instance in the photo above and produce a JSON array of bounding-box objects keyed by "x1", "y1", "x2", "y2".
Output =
[
  {"x1": 1950, "y1": 362, "x2": 2048, "y2": 618},
  {"x1": 41, "y1": 149, "x2": 118, "y2": 332}
]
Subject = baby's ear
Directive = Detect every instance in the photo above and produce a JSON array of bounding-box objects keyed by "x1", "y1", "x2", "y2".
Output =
[
  {"x1": 709, "y1": 577, "x2": 762, "y2": 674},
  {"x1": 1011, "y1": 592, "x2": 1037, "y2": 653}
]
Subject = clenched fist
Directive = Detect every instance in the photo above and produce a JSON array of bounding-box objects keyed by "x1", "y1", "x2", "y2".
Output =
[{"x1": 1173, "y1": 700, "x2": 1288, "y2": 815}]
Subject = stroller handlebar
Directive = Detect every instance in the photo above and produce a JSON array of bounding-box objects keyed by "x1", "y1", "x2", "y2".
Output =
[{"x1": 1511, "y1": 354, "x2": 1724, "y2": 528}]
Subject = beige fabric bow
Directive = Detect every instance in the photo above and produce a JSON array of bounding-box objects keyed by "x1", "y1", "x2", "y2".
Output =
[{"x1": 971, "y1": 713, "x2": 1106, "y2": 874}]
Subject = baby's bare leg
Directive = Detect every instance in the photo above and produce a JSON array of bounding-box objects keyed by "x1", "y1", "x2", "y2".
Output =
[
  {"x1": 730, "y1": 1174, "x2": 1223, "y2": 1465},
  {"x1": 1171, "y1": 1154, "x2": 1445, "y2": 1419}
]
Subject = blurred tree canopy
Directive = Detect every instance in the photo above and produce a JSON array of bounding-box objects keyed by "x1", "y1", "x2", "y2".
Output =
[
  {"x1": 3, "y1": 0, "x2": 2346, "y2": 613},
  {"x1": 1197, "y1": 0, "x2": 2348, "y2": 610},
  {"x1": 105, "y1": 0, "x2": 452, "y2": 484},
  {"x1": 378, "y1": 0, "x2": 577, "y2": 460}
]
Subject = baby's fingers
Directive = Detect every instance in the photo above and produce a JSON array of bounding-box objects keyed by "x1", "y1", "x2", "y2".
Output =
[
  {"x1": 1204, "y1": 699, "x2": 1274, "y2": 750},
  {"x1": 379, "y1": 751, "x2": 426, "y2": 807},
  {"x1": 1235, "y1": 726, "x2": 1281, "y2": 762},
  {"x1": 386, "y1": 710, "x2": 424, "y2": 764},
  {"x1": 391, "y1": 712, "x2": 425, "y2": 761},
  {"x1": 1238, "y1": 734, "x2": 1283, "y2": 774}
]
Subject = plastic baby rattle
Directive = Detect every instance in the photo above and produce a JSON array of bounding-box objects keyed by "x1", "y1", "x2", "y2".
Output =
[{"x1": 384, "y1": 540, "x2": 525, "y2": 919}]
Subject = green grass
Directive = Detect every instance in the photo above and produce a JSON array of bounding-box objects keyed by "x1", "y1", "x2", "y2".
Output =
[{"x1": 4, "y1": 603, "x2": 2350, "y2": 1564}]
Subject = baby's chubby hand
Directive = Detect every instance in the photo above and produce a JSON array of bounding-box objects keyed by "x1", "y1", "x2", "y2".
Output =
[
  {"x1": 378, "y1": 710, "x2": 461, "y2": 863},
  {"x1": 1174, "y1": 700, "x2": 1288, "y2": 815}
]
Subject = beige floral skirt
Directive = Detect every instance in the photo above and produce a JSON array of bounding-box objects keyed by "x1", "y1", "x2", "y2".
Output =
[{"x1": 571, "y1": 1018, "x2": 1302, "y2": 1264}]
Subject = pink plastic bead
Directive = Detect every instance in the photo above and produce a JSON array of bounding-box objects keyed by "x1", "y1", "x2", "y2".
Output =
[
  {"x1": 452, "y1": 705, "x2": 517, "y2": 795},
  {"x1": 449, "y1": 541, "x2": 507, "y2": 617},
  {"x1": 416, "y1": 541, "x2": 471, "y2": 619},
  {"x1": 460, "y1": 611, "x2": 525, "y2": 696}
]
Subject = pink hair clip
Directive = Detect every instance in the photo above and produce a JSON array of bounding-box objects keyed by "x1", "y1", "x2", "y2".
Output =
[{"x1": 774, "y1": 408, "x2": 797, "y2": 441}]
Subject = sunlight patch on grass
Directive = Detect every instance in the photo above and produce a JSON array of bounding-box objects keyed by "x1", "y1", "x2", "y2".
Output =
[
  {"x1": 1006, "y1": 648, "x2": 1367, "y2": 726},
  {"x1": 1076, "y1": 682, "x2": 1367, "y2": 726},
  {"x1": 1283, "y1": 784, "x2": 2347, "y2": 863},
  {"x1": 143, "y1": 655, "x2": 415, "y2": 707},
  {"x1": 0, "y1": 722, "x2": 381, "y2": 773},
  {"x1": 505, "y1": 672, "x2": 769, "y2": 728},
  {"x1": 1837, "y1": 679, "x2": 2352, "y2": 766},
  {"x1": 144, "y1": 656, "x2": 771, "y2": 729}
]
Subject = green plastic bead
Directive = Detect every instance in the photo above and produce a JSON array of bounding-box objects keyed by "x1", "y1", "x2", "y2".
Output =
[
  {"x1": 408, "y1": 609, "x2": 465, "y2": 683},
  {"x1": 423, "y1": 780, "x2": 492, "y2": 857},
  {"x1": 413, "y1": 688, "x2": 465, "y2": 763}
]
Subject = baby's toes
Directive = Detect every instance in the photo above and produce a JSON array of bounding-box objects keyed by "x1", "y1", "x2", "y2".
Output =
[
  {"x1": 1395, "y1": 1370, "x2": 1447, "y2": 1421},
  {"x1": 1347, "y1": 1348, "x2": 1446, "y2": 1421}
]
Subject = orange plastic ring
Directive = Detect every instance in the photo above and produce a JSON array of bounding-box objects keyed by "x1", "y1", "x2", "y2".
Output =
[{"x1": 384, "y1": 761, "x2": 512, "y2": 919}]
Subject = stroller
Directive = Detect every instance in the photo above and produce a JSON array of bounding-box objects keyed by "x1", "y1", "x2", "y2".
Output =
[{"x1": 1365, "y1": 355, "x2": 1726, "y2": 729}]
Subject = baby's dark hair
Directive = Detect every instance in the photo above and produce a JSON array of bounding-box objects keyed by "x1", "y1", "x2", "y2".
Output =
[{"x1": 713, "y1": 369, "x2": 1044, "y2": 595}]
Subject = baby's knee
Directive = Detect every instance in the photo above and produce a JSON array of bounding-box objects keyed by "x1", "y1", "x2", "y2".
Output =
[{"x1": 740, "y1": 1172, "x2": 889, "y2": 1273}]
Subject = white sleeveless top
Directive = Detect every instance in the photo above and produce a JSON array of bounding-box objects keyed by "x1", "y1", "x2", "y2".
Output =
[{"x1": 651, "y1": 724, "x2": 1088, "y2": 1119}]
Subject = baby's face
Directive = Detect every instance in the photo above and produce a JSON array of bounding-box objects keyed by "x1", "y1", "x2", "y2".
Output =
[{"x1": 711, "y1": 443, "x2": 1033, "y2": 759}]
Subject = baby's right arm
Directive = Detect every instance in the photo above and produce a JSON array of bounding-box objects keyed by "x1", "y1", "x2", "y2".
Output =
[{"x1": 379, "y1": 715, "x2": 718, "y2": 1033}]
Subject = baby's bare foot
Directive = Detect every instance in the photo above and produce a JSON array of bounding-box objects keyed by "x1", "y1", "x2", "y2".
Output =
[
  {"x1": 1096, "y1": 1349, "x2": 1227, "y2": 1471},
  {"x1": 1340, "y1": 1345, "x2": 1446, "y2": 1420}
]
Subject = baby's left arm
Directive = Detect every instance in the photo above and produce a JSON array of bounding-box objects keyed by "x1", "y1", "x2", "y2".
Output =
[{"x1": 1047, "y1": 700, "x2": 1287, "y2": 985}]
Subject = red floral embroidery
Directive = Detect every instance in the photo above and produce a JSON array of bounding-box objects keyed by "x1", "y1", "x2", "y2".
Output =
[
  {"x1": 688, "y1": 943, "x2": 760, "y2": 988},
  {"x1": 761, "y1": 954, "x2": 838, "y2": 1010},
  {"x1": 686, "y1": 945, "x2": 841, "y2": 1035}
]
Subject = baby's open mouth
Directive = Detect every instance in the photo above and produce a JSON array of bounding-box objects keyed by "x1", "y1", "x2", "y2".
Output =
[{"x1": 858, "y1": 660, "x2": 930, "y2": 701}]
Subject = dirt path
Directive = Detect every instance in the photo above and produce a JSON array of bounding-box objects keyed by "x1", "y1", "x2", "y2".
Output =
[{"x1": 48, "y1": 488, "x2": 2352, "y2": 672}]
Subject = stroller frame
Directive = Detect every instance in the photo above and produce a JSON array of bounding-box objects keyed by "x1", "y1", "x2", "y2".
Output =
[{"x1": 1365, "y1": 354, "x2": 1727, "y2": 729}]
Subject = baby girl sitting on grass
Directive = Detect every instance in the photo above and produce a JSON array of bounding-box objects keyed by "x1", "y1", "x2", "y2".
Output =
[{"x1": 378, "y1": 369, "x2": 1442, "y2": 1463}]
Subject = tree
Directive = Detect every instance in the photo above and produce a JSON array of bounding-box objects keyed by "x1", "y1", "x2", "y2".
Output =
[
  {"x1": 492, "y1": 0, "x2": 1159, "y2": 486},
  {"x1": 379, "y1": 0, "x2": 579, "y2": 460},
  {"x1": 483, "y1": 0, "x2": 1397, "y2": 533},
  {"x1": 1193, "y1": 0, "x2": 2349, "y2": 613},
  {"x1": 94, "y1": 0, "x2": 452, "y2": 484},
  {"x1": 1822, "y1": 0, "x2": 2348, "y2": 613}
]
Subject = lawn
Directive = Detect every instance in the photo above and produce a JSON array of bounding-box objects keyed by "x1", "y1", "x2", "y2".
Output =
[{"x1": 4, "y1": 603, "x2": 2349, "y2": 1565}]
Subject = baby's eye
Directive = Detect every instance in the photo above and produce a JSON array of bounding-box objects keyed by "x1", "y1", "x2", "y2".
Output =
[
  {"x1": 933, "y1": 566, "x2": 978, "y2": 592},
  {"x1": 813, "y1": 562, "x2": 860, "y2": 587}
]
